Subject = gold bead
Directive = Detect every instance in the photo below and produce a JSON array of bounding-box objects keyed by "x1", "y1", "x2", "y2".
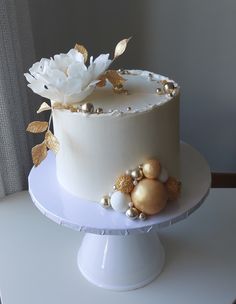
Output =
[
  {"x1": 163, "y1": 82, "x2": 175, "y2": 95},
  {"x1": 125, "y1": 169, "x2": 132, "y2": 176},
  {"x1": 115, "y1": 175, "x2": 134, "y2": 194},
  {"x1": 131, "y1": 168, "x2": 143, "y2": 181},
  {"x1": 81, "y1": 102, "x2": 94, "y2": 113},
  {"x1": 100, "y1": 195, "x2": 111, "y2": 208},
  {"x1": 95, "y1": 107, "x2": 103, "y2": 114},
  {"x1": 131, "y1": 179, "x2": 167, "y2": 215},
  {"x1": 165, "y1": 177, "x2": 181, "y2": 201},
  {"x1": 126, "y1": 207, "x2": 139, "y2": 220},
  {"x1": 143, "y1": 159, "x2": 161, "y2": 179},
  {"x1": 139, "y1": 212, "x2": 147, "y2": 221}
]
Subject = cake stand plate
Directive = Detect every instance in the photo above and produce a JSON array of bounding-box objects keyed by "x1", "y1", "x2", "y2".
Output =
[{"x1": 28, "y1": 142, "x2": 211, "y2": 290}]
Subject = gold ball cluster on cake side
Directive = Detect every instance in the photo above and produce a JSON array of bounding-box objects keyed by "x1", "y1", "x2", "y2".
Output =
[
  {"x1": 115, "y1": 175, "x2": 134, "y2": 194},
  {"x1": 99, "y1": 157, "x2": 181, "y2": 220}
]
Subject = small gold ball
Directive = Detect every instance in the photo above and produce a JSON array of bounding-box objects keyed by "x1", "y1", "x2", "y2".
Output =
[
  {"x1": 139, "y1": 212, "x2": 147, "y2": 221},
  {"x1": 131, "y1": 179, "x2": 167, "y2": 215},
  {"x1": 126, "y1": 207, "x2": 139, "y2": 220},
  {"x1": 131, "y1": 168, "x2": 143, "y2": 181},
  {"x1": 115, "y1": 175, "x2": 134, "y2": 194},
  {"x1": 100, "y1": 195, "x2": 111, "y2": 208},
  {"x1": 143, "y1": 159, "x2": 161, "y2": 179},
  {"x1": 156, "y1": 88, "x2": 162, "y2": 94},
  {"x1": 95, "y1": 107, "x2": 103, "y2": 114},
  {"x1": 163, "y1": 82, "x2": 175, "y2": 95},
  {"x1": 81, "y1": 102, "x2": 94, "y2": 113},
  {"x1": 125, "y1": 169, "x2": 132, "y2": 176},
  {"x1": 165, "y1": 177, "x2": 181, "y2": 201}
]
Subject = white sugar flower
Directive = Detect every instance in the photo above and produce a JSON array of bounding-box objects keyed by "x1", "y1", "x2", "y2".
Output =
[{"x1": 24, "y1": 49, "x2": 112, "y2": 104}]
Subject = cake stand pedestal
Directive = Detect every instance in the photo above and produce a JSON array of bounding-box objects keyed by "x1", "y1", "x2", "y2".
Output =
[{"x1": 28, "y1": 143, "x2": 211, "y2": 291}]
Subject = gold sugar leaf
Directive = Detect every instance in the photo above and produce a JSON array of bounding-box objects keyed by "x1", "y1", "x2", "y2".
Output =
[
  {"x1": 74, "y1": 43, "x2": 88, "y2": 63},
  {"x1": 32, "y1": 142, "x2": 47, "y2": 167},
  {"x1": 106, "y1": 70, "x2": 126, "y2": 87},
  {"x1": 96, "y1": 74, "x2": 107, "y2": 87},
  {"x1": 45, "y1": 130, "x2": 60, "y2": 154},
  {"x1": 114, "y1": 37, "x2": 132, "y2": 59},
  {"x1": 37, "y1": 102, "x2": 51, "y2": 114},
  {"x1": 26, "y1": 121, "x2": 48, "y2": 133}
]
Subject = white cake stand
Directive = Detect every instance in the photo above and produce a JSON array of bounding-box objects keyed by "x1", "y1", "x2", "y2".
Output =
[{"x1": 28, "y1": 142, "x2": 211, "y2": 291}]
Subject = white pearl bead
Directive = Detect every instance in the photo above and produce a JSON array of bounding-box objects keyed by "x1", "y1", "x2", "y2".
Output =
[
  {"x1": 158, "y1": 167, "x2": 169, "y2": 183},
  {"x1": 110, "y1": 191, "x2": 130, "y2": 213}
]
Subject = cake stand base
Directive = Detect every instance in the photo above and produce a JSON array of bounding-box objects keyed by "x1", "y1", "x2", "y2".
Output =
[
  {"x1": 29, "y1": 143, "x2": 211, "y2": 291},
  {"x1": 77, "y1": 232, "x2": 165, "y2": 291}
]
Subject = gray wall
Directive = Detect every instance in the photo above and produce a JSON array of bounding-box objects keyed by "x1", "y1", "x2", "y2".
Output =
[{"x1": 28, "y1": 0, "x2": 236, "y2": 172}]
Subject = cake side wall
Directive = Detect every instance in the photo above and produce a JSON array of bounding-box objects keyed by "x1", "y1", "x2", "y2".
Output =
[{"x1": 52, "y1": 96, "x2": 180, "y2": 202}]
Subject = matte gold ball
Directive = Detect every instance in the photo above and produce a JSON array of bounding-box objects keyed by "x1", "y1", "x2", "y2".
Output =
[
  {"x1": 143, "y1": 159, "x2": 161, "y2": 179},
  {"x1": 115, "y1": 175, "x2": 134, "y2": 194},
  {"x1": 131, "y1": 179, "x2": 167, "y2": 215},
  {"x1": 131, "y1": 168, "x2": 143, "y2": 181}
]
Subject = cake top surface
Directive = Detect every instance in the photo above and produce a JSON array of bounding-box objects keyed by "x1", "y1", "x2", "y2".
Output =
[{"x1": 83, "y1": 69, "x2": 179, "y2": 116}]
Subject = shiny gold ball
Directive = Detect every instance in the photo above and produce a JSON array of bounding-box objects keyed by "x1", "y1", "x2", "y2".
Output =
[
  {"x1": 131, "y1": 168, "x2": 143, "y2": 181},
  {"x1": 165, "y1": 177, "x2": 181, "y2": 201},
  {"x1": 126, "y1": 207, "x2": 139, "y2": 220},
  {"x1": 95, "y1": 107, "x2": 103, "y2": 114},
  {"x1": 156, "y1": 88, "x2": 162, "y2": 94},
  {"x1": 131, "y1": 179, "x2": 167, "y2": 215},
  {"x1": 100, "y1": 195, "x2": 111, "y2": 208},
  {"x1": 143, "y1": 159, "x2": 161, "y2": 179},
  {"x1": 163, "y1": 82, "x2": 175, "y2": 95},
  {"x1": 81, "y1": 102, "x2": 94, "y2": 113},
  {"x1": 115, "y1": 175, "x2": 134, "y2": 194},
  {"x1": 139, "y1": 212, "x2": 147, "y2": 221}
]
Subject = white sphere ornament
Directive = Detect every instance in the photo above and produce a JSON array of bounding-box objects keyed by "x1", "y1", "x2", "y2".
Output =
[
  {"x1": 158, "y1": 167, "x2": 169, "y2": 183},
  {"x1": 110, "y1": 191, "x2": 131, "y2": 213}
]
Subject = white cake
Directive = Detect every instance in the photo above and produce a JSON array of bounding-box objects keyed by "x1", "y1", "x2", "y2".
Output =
[{"x1": 52, "y1": 70, "x2": 180, "y2": 202}]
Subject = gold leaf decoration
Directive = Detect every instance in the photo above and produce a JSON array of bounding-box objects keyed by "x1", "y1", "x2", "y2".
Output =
[
  {"x1": 106, "y1": 70, "x2": 126, "y2": 87},
  {"x1": 52, "y1": 102, "x2": 64, "y2": 109},
  {"x1": 45, "y1": 130, "x2": 60, "y2": 154},
  {"x1": 26, "y1": 121, "x2": 48, "y2": 133},
  {"x1": 114, "y1": 37, "x2": 132, "y2": 59},
  {"x1": 96, "y1": 74, "x2": 107, "y2": 87},
  {"x1": 74, "y1": 43, "x2": 88, "y2": 63},
  {"x1": 32, "y1": 142, "x2": 47, "y2": 167},
  {"x1": 36, "y1": 102, "x2": 51, "y2": 114}
]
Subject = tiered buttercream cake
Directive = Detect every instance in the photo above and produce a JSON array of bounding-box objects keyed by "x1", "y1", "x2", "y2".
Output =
[{"x1": 25, "y1": 38, "x2": 181, "y2": 220}]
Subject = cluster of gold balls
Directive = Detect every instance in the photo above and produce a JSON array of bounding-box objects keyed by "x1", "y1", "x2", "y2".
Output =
[
  {"x1": 100, "y1": 159, "x2": 181, "y2": 220},
  {"x1": 156, "y1": 80, "x2": 177, "y2": 97}
]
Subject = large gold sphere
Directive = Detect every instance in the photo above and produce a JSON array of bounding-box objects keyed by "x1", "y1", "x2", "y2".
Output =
[
  {"x1": 131, "y1": 179, "x2": 167, "y2": 215},
  {"x1": 142, "y1": 159, "x2": 161, "y2": 179}
]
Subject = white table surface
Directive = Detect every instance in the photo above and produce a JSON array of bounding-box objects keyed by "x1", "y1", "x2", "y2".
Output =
[{"x1": 0, "y1": 189, "x2": 235, "y2": 304}]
